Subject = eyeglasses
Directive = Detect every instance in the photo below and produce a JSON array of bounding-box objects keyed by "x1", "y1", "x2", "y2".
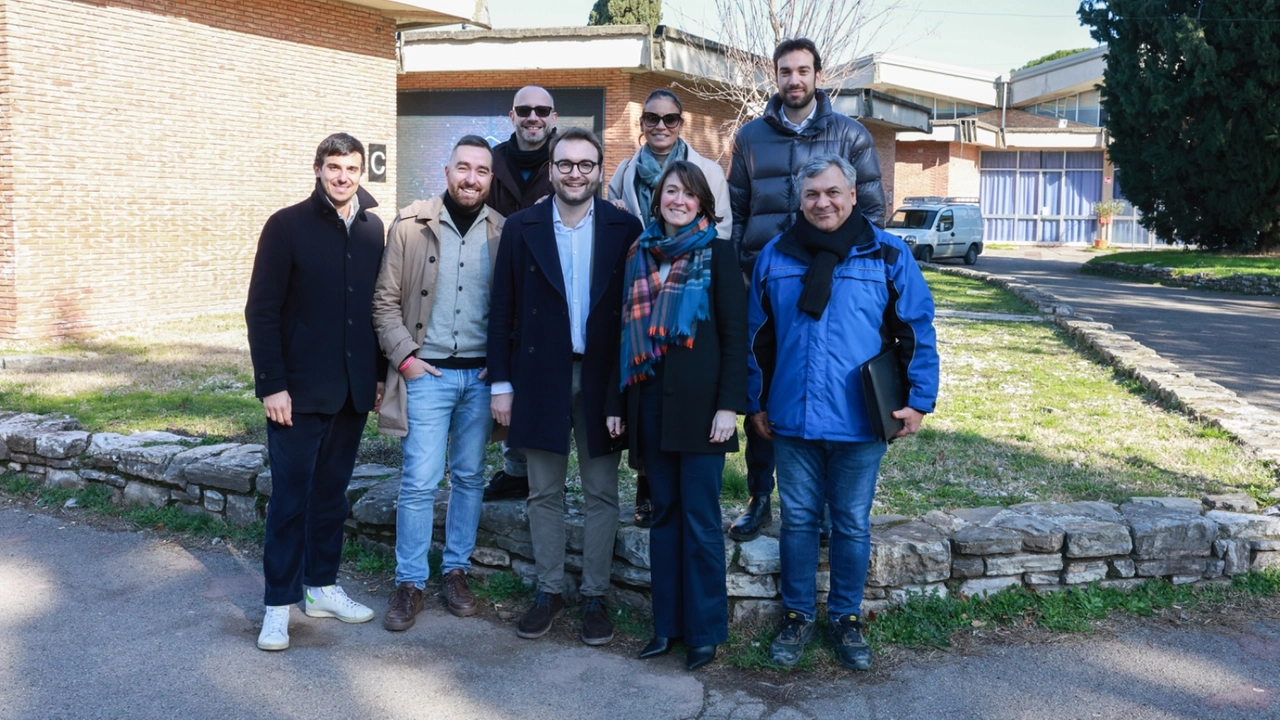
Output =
[
  {"x1": 553, "y1": 159, "x2": 598, "y2": 175},
  {"x1": 641, "y1": 112, "x2": 683, "y2": 129},
  {"x1": 513, "y1": 105, "x2": 554, "y2": 118}
]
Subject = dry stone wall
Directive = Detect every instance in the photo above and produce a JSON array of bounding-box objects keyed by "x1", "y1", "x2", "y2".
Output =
[
  {"x1": 4, "y1": 408, "x2": 1279, "y2": 625},
  {"x1": 1085, "y1": 261, "x2": 1280, "y2": 297}
]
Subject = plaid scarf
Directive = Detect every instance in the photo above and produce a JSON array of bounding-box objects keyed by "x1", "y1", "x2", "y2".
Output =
[{"x1": 620, "y1": 217, "x2": 716, "y2": 388}]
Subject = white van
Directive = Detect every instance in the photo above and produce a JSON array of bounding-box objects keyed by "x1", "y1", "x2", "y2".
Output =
[{"x1": 884, "y1": 196, "x2": 984, "y2": 265}]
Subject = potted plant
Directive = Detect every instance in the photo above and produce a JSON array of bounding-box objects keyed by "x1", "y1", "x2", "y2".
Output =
[{"x1": 1092, "y1": 199, "x2": 1124, "y2": 248}]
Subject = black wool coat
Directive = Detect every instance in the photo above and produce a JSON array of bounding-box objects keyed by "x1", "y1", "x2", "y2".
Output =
[
  {"x1": 487, "y1": 198, "x2": 642, "y2": 458},
  {"x1": 609, "y1": 239, "x2": 749, "y2": 462},
  {"x1": 245, "y1": 184, "x2": 387, "y2": 415}
]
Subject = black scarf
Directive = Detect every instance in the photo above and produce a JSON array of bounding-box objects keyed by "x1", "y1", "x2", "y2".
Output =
[
  {"x1": 503, "y1": 128, "x2": 556, "y2": 191},
  {"x1": 791, "y1": 212, "x2": 870, "y2": 319},
  {"x1": 442, "y1": 191, "x2": 482, "y2": 237}
]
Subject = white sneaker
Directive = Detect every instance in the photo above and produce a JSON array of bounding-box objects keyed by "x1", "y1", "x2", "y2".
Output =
[
  {"x1": 257, "y1": 605, "x2": 291, "y2": 651},
  {"x1": 304, "y1": 584, "x2": 375, "y2": 623}
]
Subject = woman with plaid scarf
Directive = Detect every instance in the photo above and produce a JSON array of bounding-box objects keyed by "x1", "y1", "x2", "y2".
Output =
[{"x1": 605, "y1": 161, "x2": 747, "y2": 671}]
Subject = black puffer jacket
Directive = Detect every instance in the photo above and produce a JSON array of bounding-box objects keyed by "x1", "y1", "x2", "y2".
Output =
[{"x1": 728, "y1": 89, "x2": 886, "y2": 275}]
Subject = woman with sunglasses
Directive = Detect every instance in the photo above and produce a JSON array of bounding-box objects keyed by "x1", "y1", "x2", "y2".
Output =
[
  {"x1": 607, "y1": 89, "x2": 733, "y2": 528},
  {"x1": 606, "y1": 160, "x2": 746, "y2": 671}
]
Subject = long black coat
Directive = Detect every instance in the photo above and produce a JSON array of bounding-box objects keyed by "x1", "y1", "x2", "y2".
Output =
[
  {"x1": 609, "y1": 239, "x2": 748, "y2": 461},
  {"x1": 245, "y1": 185, "x2": 386, "y2": 415},
  {"x1": 487, "y1": 198, "x2": 642, "y2": 458},
  {"x1": 728, "y1": 89, "x2": 886, "y2": 275}
]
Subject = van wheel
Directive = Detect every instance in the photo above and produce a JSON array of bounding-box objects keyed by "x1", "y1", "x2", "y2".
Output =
[
  {"x1": 963, "y1": 244, "x2": 979, "y2": 265},
  {"x1": 917, "y1": 246, "x2": 934, "y2": 264}
]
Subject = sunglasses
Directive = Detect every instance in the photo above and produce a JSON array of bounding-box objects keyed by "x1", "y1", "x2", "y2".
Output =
[
  {"x1": 641, "y1": 112, "x2": 683, "y2": 129},
  {"x1": 513, "y1": 105, "x2": 554, "y2": 118}
]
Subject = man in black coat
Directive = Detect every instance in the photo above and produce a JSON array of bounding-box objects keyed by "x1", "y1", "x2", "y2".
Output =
[
  {"x1": 483, "y1": 85, "x2": 559, "y2": 502},
  {"x1": 487, "y1": 127, "x2": 642, "y2": 646},
  {"x1": 245, "y1": 133, "x2": 386, "y2": 651},
  {"x1": 726, "y1": 37, "x2": 888, "y2": 541}
]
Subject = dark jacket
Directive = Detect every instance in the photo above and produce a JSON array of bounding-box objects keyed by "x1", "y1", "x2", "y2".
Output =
[
  {"x1": 728, "y1": 89, "x2": 887, "y2": 275},
  {"x1": 245, "y1": 185, "x2": 386, "y2": 415},
  {"x1": 609, "y1": 239, "x2": 748, "y2": 462},
  {"x1": 488, "y1": 139, "x2": 555, "y2": 218},
  {"x1": 487, "y1": 197, "x2": 643, "y2": 458}
]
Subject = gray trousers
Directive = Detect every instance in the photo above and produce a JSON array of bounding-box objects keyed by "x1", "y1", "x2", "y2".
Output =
[{"x1": 524, "y1": 362, "x2": 620, "y2": 597}]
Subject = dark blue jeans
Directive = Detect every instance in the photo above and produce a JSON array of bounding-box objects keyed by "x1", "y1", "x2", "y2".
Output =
[
  {"x1": 774, "y1": 434, "x2": 886, "y2": 619},
  {"x1": 262, "y1": 400, "x2": 366, "y2": 606},
  {"x1": 639, "y1": 377, "x2": 729, "y2": 646}
]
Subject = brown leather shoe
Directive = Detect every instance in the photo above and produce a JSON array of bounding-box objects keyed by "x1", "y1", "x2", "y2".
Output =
[
  {"x1": 442, "y1": 569, "x2": 477, "y2": 617},
  {"x1": 383, "y1": 582, "x2": 424, "y2": 631}
]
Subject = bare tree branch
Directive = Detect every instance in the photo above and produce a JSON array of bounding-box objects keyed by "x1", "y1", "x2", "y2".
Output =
[{"x1": 673, "y1": 0, "x2": 909, "y2": 149}]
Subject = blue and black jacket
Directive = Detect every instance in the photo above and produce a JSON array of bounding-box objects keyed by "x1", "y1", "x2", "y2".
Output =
[{"x1": 746, "y1": 214, "x2": 939, "y2": 442}]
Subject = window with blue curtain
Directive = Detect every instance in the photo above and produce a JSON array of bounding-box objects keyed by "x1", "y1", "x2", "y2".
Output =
[{"x1": 979, "y1": 150, "x2": 1103, "y2": 243}]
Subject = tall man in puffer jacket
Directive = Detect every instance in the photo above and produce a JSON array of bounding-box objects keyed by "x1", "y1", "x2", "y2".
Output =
[
  {"x1": 747, "y1": 155, "x2": 937, "y2": 672},
  {"x1": 727, "y1": 37, "x2": 887, "y2": 541}
]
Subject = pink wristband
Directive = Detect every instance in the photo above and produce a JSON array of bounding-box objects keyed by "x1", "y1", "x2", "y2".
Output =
[{"x1": 398, "y1": 356, "x2": 416, "y2": 372}]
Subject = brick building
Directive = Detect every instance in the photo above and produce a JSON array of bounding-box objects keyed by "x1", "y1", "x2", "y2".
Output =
[
  {"x1": 394, "y1": 25, "x2": 929, "y2": 209},
  {"x1": 0, "y1": 0, "x2": 479, "y2": 339}
]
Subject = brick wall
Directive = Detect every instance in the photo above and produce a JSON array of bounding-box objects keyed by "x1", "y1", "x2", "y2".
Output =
[
  {"x1": 1, "y1": 0, "x2": 398, "y2": 338},
  {"x1": 894, "y1": 141, "x2": 953, "y2": 202},
  {"x1": 866, "y1": 125, "x2": 897, "y2": 213},
  {"x1": 948, "y1": 142, "x2": 981, "y2": 198},
  {"x1": 0, "y1": 1, "x2": 17, "y2": 333},
  {"x1": 397, "y1": 69, "x2": 738, "y2": 192}
]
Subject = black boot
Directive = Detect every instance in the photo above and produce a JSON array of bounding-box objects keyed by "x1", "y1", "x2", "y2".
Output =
[
  {"x1": 728, "y1": 495, "x2": 772, "y2": 541},
  {"x1": 483, "y1": 470, "x2": 529, "y2": 501}
]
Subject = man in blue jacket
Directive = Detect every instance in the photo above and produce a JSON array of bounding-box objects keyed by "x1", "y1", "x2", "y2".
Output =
[
  {"x1": 747, "y1": 154, "x2": 938, "y2": 672},
  {"x1": 727, "y1": 37, "x2": 887, "y2": 541}
]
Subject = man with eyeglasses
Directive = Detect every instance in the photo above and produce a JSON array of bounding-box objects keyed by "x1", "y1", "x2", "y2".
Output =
[
  {"x1": 483, "y1": 85, "x2": 560, "y2": 504},
  {"x1": 487, "y1": 126, "x2": 642, "y2": 645}
]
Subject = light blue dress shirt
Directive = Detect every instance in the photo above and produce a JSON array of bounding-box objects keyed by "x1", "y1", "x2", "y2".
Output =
[{"x1": 552, "y1": 199, "x2": 595, "y2": 355}]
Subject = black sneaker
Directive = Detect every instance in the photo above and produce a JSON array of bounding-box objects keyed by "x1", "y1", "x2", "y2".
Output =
[
  {"x1": 580, "y1": 596, "x2": 614, "y2": 646},
  {"x1": 829, "y1": 613, "x2": 873, "y2": 671},
  {"x1": 483, "y1": 470, "x2": 530, "y2": 501},
  {"x1": 515, "y1": 591, "x2": 564, "y2": 639},
  {"x1": 768, "y1": 610, "x2": 816, "y2": 667}
]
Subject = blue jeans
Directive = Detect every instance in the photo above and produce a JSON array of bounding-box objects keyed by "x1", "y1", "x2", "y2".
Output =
[
  {"x1": 395, "y1": 368, "x2": 493, "y2": 587},
  {"x1": 774, "y1": 435, "x2": 886, "y2": 619}
]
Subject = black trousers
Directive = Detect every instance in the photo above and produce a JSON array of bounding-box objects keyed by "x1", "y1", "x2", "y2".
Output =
[
  {"x1": 262, "y1": 398, "x2": 367, "y2": 606},
  {"x1": 745, "y1": 418, "x2": 776, "y2": 497},
  {"x1": 639, "y1": 376, "x2": 729, "y2": 647}
]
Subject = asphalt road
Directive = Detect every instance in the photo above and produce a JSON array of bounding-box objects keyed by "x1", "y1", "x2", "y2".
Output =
[
  {"x1": 3, "y1": 504, "x2": 1279, "y2": 720},
  {"x1": 968, "y1": 247, "x2": 1280, "y2": 416}
]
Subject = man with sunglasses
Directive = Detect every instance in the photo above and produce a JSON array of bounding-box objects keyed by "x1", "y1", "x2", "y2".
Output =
[
  {"x1": 487, "y1": 127, "x2": 641, "y2": 645},
  {"x1": 726, "y1": 37, "x2": 887, "y2": 543},
  {"x1": 483, "y1": 85, "x2": 560, "y2": 503}
]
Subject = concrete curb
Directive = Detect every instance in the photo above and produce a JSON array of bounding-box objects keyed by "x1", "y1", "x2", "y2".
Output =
[{"x1": 928, "y1": 263, "x2": 1280, "y2": 468}]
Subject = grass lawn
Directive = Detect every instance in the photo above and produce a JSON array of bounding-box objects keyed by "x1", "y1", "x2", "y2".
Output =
[
  {"x1": 0, "y1": 270, "x2": 1273, "y2": 514},
  {"x1": 1084, "y1": 249, "x2": 1280, "y2": 279}
]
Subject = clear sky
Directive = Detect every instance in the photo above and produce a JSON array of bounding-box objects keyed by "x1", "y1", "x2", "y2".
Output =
[{"x1": 478, "y1": 0, "x2": 1100, "y2": 74}]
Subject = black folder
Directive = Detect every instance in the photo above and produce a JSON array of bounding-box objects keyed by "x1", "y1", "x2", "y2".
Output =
[{"x1": 860, "y1": 342, "x2": 909, "y2": 443}]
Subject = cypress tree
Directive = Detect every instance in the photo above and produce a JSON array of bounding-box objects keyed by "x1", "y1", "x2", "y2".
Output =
[
  {"x1": 587, "y1": 0, "x2": 662, "y2": 28},
  {"x1": 1079, "y1": 0, "x2": 1280, "y2": 251}
]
